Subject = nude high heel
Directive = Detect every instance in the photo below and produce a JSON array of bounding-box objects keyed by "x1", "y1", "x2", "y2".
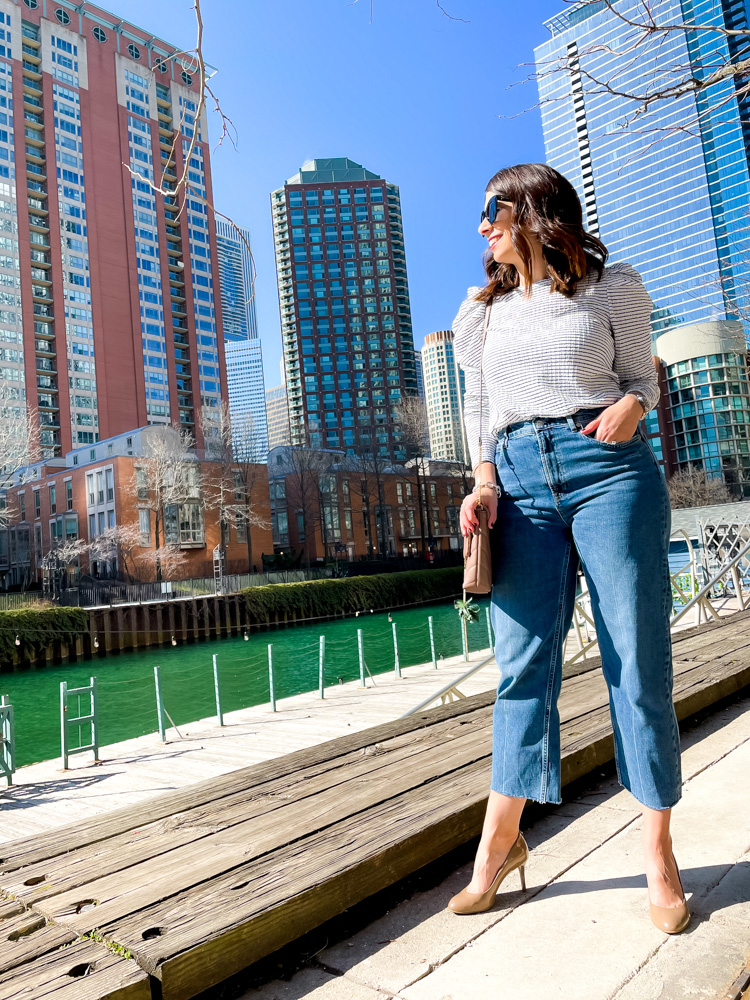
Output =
[
  {"x1": 649, "y1": 852, "x2": 690, "y2": 934},
  {"x1": 448, "y1": 832, "x2": 529, "y2": 915}
]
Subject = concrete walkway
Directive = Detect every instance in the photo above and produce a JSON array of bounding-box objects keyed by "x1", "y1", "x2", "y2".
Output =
[{"x1": 240, "y1": 693, "x2": 750, "y2": 1000}]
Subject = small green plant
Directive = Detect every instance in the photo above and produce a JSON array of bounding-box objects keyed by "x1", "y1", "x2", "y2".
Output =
[{"x1": 454, "y1": 597, "x2": 480, "y2": 624}]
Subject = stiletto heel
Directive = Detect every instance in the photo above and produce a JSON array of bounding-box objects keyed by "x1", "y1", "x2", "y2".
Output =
[
  {"x1": 448, "y1": 832, "x2": 529, "y2": 914},
  {"x1": 649, "y1": 852, "x2": 690, "y2": 934}
]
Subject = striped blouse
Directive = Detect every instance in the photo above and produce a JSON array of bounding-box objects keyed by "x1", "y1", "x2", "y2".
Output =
[{"x1": 452, "y1": 262, "x2": 659, "y2": 469}]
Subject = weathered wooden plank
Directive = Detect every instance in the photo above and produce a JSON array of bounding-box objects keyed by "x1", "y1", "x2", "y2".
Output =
[
  {"x1": 30, "y1": 728, "x2": 493, "y2": 932},
  {"x1": 96, "y1": 762, "x2": 493, "y2": 998},
  {"x1": 1, "y1": 709, "x2": 493, "y2": 903},
  {"x1": 0, "y1": 686, "x2": 497, "y2": 874},
  {"x1": 0, "y1": 910, "x2": 76, "y2": 975},
  {"x1": 0, "y1": 937, "x2": 150, "y2": 1000}
]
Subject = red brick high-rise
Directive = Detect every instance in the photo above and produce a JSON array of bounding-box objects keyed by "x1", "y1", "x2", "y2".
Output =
[{"x1": 2, "y1": 0, "x2": 226, "y2": 457}]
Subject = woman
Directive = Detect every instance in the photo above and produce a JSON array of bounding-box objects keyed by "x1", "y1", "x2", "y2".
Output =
[{"x1": 449, "y1": 163, "x2": 689, "y2": 934}]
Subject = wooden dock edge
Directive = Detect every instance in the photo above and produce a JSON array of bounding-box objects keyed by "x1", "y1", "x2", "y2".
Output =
[{"x1": 155, "y1": 661, "x2": 750, "y2": 998}]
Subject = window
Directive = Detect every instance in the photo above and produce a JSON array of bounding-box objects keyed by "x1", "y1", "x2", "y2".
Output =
[
  {"x1": 138, "y1": 508, "x2": 150, "y2": 544},
  {"x1": 55, "y1": 7, "x2": 70, "y2": 23},
  {"x1": 236, "y1": 520, "x2": 247, "y2": 543},
  {"x1": 105, "y1": 468, "x2": 114, "y2": 502},
  {"x1": 24, "y1": 0, "x2": 39, "y2": 7},
  {"x1": 92, "y1": 26, "x2": 107, "y2": 42},
  {"x1": 19, "y1": 494, "x2": 25, "y2": 522},
  {"x1": 181, "y1": 70, "x2": 193, "y2": 85},
  {"x1": 34, "y1": 491, "x2": 40, "y2": 519},
  {"x1": 155, "y1": 59, "x2": 168, "y2": 74},
  {"x1": 66, "y1": 481, "x2": 73, "y2": 510},
  {"x1": 128, "y1": 43, "x2": 141, "y2": 60},
  {"x1": 49, "y1": 485, "x2": 56, "y2": 514}
]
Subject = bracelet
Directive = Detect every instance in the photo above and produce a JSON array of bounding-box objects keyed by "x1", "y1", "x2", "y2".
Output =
[{"x1": 472, "y1": 481, "x2": 501, "y2": 497}]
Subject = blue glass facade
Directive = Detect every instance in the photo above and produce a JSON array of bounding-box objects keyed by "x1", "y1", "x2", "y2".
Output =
[{"x1": 535, "y1": 0, "x2": 750, "y2": 494}]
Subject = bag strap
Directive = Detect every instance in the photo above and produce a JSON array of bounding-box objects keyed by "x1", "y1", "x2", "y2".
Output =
[{"x1": 477, "y1": 301, "x2": 493, "y2": 474}]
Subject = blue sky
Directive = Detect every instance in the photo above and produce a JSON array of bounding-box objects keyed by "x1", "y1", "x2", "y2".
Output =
[{"x1": 123, "y1": 0, "x2": 566, "y2": 388}]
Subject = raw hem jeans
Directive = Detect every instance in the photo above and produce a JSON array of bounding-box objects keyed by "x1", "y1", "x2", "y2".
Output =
[{"x1": 490, "y1": 406, "x2": 682, "y2": 811}]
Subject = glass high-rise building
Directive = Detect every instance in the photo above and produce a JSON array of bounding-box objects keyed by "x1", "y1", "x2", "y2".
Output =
[
  {"x1": 535, "y1": 0, "x2": 750, "y2": 494},
  {"x1": 271, "y1": 158, "x2": 417, "y2": 461},
  {"x1": 215, "y1": 220, "x2": 259, "y2": 341},
  {"x1": 422, "y1": 330, "x2": 467, "y2": 463},
  {"x1": 215, "y1": 220, "x2": 267, "y2": 458}
]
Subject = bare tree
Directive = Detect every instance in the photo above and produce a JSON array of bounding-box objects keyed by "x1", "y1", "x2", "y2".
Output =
[
  {"x1": 0, "y1": 389, "x2": 39, "y2": 524},
  {"x1": 348, "y1": 435, "x2": 392, "y2": 559},
  {"x1": 398, "y1": 394, "x2": 431, "y2": 558},
  {"x1": 282, "y1": 444, "x2": 332, "y2": 569},
  {"x1": 523, "y1": 1, "x2": 750, "y2": 148},
  {"x1": 667, "y1": 466, "x2": 735, "y2": 509},
  {"x1": 200, "y1": 403, "x2": 268, "y2": 573},
  {"x1": 127, "y1": 425, "x2": 198, "y2": 582}
]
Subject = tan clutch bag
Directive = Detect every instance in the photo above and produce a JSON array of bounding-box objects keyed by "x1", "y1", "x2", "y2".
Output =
[
  {"x1": 462, "y1": 301, "x2": 495, "y2": 596},
  {"x1": 462, "y1": 501, "x2": 493, "y2": 594}
]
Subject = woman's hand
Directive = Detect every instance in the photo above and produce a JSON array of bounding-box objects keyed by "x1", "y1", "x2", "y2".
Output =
[
  {"x1": 460, "y1": 487, "x2": 498, "y2": 537},
  {"x1": 582, "y1": 395, "x2": 643, "y2": 443}
]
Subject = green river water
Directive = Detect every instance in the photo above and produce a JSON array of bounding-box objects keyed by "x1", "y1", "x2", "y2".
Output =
[{"x1": 2, "y1": 598, "x2": 493, "y2": 768}]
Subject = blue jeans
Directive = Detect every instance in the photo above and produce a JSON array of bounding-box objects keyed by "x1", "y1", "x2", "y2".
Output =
[{"x1": 490, "y1": 406, "x2": 681, "y2": 810}]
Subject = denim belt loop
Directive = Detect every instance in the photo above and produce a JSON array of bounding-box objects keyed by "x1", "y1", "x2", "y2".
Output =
[
  {"x1": 565, "y1": 414, "x2": 580, "y2": 433},
  {"x1": 502, "y1": 425, "x2": 510, "y2": 446}
]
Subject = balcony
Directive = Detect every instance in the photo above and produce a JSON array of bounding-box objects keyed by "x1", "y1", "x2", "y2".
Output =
[
  {"x1": 25, "y1": 146, "x2": 45, "y2": 165},
  {"x1": 27, "y1": 180, "x2": 47, "y2": 196},
  {"x1": 32, "y1": 286, "x2": 52, "y2": 301},
  {"x1": 33, "y1": 304, "x2": 54, "y2": 318},
  {"x1": 26, "y1": 163, "x2": 46, "y2": 179},
  {"x1": 23, "y1": 95, "x2": 42, "y2": 112},
  {"x1": 24, "y1": 128, "x2": 44, "y2": 147},
  {"x1": 23, "y1": 110, "x2": 43, "y2": 127},
  {"x1": 166, "y1": 242, "x2": 182, "y2": 256},
  {"x1": 22, "y1": 62, "x2": 42, "y2": 80},
  {"x1": 173, "y1": 332, "x2": 189, "y2": 346},
  {"x1": 29, "y1": 216, "x2": 49, "y2": 234},
  {"x1": 22, "y1": 45, "x2": 41, "y2": 64},
  {"x1": 35, "y1": 339, "x2": 55, "y2": 355},
  {"x1": 36, "y1": 375, "x2": 56, "y2": 389}
]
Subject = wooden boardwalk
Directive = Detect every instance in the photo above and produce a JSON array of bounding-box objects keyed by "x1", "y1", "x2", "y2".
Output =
[{"x1": 1, "y1": 610, "x2": 750, "y2": 999}]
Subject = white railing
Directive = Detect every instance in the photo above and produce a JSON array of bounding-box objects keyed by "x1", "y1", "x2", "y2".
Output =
[{"x1": 402, "y1": 528, "x2": 750, "y2": 717}]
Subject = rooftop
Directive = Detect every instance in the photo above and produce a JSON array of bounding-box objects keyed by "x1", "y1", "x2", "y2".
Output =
[
  {"x1": 285, "y1": 158, "x2": 381, "y2": 185},
  {"x1": 543, "y1": 0, "x2": 608, "y2": 35}
]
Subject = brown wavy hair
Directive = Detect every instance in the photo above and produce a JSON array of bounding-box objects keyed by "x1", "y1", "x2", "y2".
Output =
[{"x1": 475, "y1": 163, "x2": 608, "y2": 302}]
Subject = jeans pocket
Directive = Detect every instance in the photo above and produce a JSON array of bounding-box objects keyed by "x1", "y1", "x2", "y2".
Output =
[{"x1": 580, "y1": 430, "x2": 641, "y2": 450}]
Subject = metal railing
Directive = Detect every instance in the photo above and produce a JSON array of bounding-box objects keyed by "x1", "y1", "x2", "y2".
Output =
[
  {"x1": 402, "y1": 528, "x2": 750, "y2": 717},
  {"x1": 64, "y1": 567, "x2": 333, "y2": 608}
]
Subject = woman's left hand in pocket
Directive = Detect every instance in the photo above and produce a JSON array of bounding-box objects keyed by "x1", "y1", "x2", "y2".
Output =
[{"x1": 582, "y1": 395, "x2": 643, "y2": 443}]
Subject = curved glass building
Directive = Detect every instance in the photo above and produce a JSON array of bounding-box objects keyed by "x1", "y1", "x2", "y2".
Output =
[{"x1": 535, "y1": 0, "x2": 750, "y2": 494}]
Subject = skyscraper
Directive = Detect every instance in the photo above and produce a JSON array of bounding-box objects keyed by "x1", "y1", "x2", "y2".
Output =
[
  {"x1": 215, "y1": 220, "x2": 267, "y2": 459},
  {"x1": 415, "y1": 349, "x2": 424, "y2": 399},
  {"x1": 535, "y1": 0, "x2": 750, "y2": 492},
  {"x1": 271, "y1": 158, "x2": 417, "y2": 461},
  {"x1": 0, "y1": 1, "x2": 226, "y2": 457},
  {"x1": 265, "y1": 382, "x2": 290, "y2": 450},
  {"x1": 422, "y1": 330, "x2": 467, "y2": 463}
]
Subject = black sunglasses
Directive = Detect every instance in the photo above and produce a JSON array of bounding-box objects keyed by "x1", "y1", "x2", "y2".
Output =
[{"x1": 480, "y1": 194, "x2": 512, "y2": 226}]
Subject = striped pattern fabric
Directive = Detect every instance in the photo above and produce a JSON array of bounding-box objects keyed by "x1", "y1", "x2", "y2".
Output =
[{"x1": 452, "y1": 262, "x2": 659, "y2": 469}]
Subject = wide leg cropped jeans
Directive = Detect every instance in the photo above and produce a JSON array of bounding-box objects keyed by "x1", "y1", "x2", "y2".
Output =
[{"x1": 490, "y1": 406, "x2": 682, "y2": 810}]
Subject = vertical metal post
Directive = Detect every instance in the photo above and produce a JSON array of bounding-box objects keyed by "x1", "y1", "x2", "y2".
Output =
[
  {"x1": 60, "y1": 680, "x2": 68, "y2": 769},
  {"x1": 428, "y1": 615, "x2": 437, "y2": 668},
  {"x1": 319, "y1": 635, "x2": 325, "y2": 699},
  {"x1": 268, "y1": 643, "x2": 276, "y2": 712},
  {"x1": 213, "y1": 653, "x2": 224, "y2": 726},
  {"x1": 154, "y1": 665, "x2": 166, "y2": 742},
  {"x1": 392, "y1": 621, "x2": 401, "y2": 678},
  {"x1": 731, "y1": 564, "x2": 745, "y2": 611},
  {"x1": 0, "y1": 695, "x2": 14, "y2": 786},
  {"x1": 357, "y1": 628, "x2": 365, "y2": 687},
  {"x1": 461, "y1": 619, "x2": 468, "y2": 662},
  {"x1": 485, "y1": 607, "x2": 493, "y2": 650},
  {"x1": 90, "y1": 677, "x2": 99, "y2": 763}
]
